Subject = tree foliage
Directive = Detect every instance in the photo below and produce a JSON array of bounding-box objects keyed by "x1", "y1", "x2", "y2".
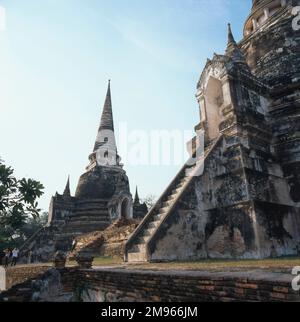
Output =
[
  {"x1": 0, "y1": 159, "x2": 45, "y2": 250},
  {"x1": 142, "y1": 194, "x2": 157, "y2": 210}
]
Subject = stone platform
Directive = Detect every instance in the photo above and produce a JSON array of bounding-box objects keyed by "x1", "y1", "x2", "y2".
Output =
[{"x1": 1, "y1": 263, "x2": 300, "y2": 302}]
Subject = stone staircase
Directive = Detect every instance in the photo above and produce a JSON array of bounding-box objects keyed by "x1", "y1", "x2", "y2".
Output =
[{"x1": 125, "y1": 136, "x2": 222, "y2": 262}]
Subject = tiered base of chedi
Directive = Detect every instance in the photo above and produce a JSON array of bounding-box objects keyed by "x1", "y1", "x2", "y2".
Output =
[
  {"x1": 20, "y1": 82, "x2": 148, "y2": 263},
  {"x1": 125, "y1": 0, "x2": 300, "y2": 262}
]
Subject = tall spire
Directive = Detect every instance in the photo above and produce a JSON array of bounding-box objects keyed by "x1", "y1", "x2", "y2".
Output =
[
  {"x1": 225, "y1": 23, "x2": 247, "y2": 66},
  {"x1": 93, "y1": 80, "x2": 117, "y2": 151},
  {"x1": 226, "y1": 23, "x2": 236, "y2": 51},
  {"x1": 88, "y1": 80, "x2": 120, "y2": 169},
  {"x1": 63, "y1": 176, "x2": 71, "y2": 197},
  {"x1": 93, "y1": 80, "x2": 115, "y2": 152},
  {"x1": 100, "y1": 80, "x2": 114, "y2": 132},
  {"x1": 134, "y1": 186, "x2": 140, "y2": 205}
]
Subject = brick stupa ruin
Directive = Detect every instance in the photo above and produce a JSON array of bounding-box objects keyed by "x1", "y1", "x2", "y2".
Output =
[
  {"x1": 125, "y1": 0, "x2": 300, "y2": 262},
  {"x1": 20, "y1": 82, "x2": 147, "y2": 262}
]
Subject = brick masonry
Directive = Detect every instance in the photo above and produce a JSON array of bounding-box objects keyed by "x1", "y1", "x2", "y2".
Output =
[
  {"x1": 1, "y1": 266, "x2": 300, "y2": 302},
  {"x1": 62, "y1": 268, "x2": 300, "y2": 302},
  {"x1": 5, "y1": 265, "x2": 50, "y2": 290},
  {"x1": 126, "y1": 0, "x2": 300, "y2": 263}
]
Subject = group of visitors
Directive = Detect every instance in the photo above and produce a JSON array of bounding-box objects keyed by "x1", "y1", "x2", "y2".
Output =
[{"x1": 0, "y1": 248, "x2": 19, "y2": 268}]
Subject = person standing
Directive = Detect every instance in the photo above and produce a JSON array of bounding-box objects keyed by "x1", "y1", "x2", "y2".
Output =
[
  {"x1": 4, "y1": 249, "x2": 10, "y2": 268},
  {"x1": 11, "y1": 248, "x2": 19, "y2": 266},
  {"x1": 0, "y1": 250, "x2": 4, "y2": 265},
  {"x1": 71, "y1": 239, "x2": 77, "y2": 252},
  {"x1": 27, "y1": 250, "x2": 33, "y2": 264}
]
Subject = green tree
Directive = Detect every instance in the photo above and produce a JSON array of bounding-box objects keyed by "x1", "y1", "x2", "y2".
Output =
[
  {"x1": 0, "y1": 158, "x2": 44, "y2": 250},
  {"x1": 142, "y1": 195, "x2": 157, "y2": 210},
  {"x1": 21, "y1": 211, "x2": 48, "y2": 240}
]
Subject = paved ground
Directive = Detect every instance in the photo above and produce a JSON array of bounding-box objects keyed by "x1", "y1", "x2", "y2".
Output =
[
  {"x1": 92, "y1": 257, "x2": 300, "y2": 274},
  {"x1": 90, "y1": 266, "x2": 295, "y2": 284},
  {"x1": 4, "y1": 256, "x2": 300, "y2": 274}
]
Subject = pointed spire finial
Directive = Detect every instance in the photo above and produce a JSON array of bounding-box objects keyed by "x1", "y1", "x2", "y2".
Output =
[
  {"x1": 227, "y1": 23, "x2": 236, "y2": 47},
  {"x1": 93, "y1": 80, "x2": 115, "y2": 152},
  {"x1": 134, "y1": 186, "x2": 140, "y2": 205},
  {"x1": 63, "y1": 176, "x2": 71, "y2": 197},
  {"x1": 100, "y1": 80, "x2": 113, "y2": 131},
  {"x1": 226, "y1": 23, "x2": 237, "y2": 55},
  {"x1": 88, "y1": 80, "x2": 121, "y2": 169},
  {"x1": 225, "y1": 23, "x2": 248, "y2": 67}
]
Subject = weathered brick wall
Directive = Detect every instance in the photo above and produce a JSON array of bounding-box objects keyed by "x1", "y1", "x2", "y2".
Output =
[
  {"x1": 5, "y1": 265, "x2": 50, "y2": 289},
  {"x1": 62, "y1": 268, "x2": 300, "y2": 302},
  {"x1": 1, "y1": 266, "x2": 300, "y2": 302}
]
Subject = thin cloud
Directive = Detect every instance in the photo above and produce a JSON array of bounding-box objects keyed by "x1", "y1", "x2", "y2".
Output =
[{"x1": 104, "y1": 0, "x2": 232, "y2": 73}]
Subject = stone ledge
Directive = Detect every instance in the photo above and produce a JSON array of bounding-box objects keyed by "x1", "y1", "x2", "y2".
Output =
[
  {"x1": 1, "y1": 266, "x2": 299, "y2": 302},
  {"x1": 62, "y1": 267, "x2": 300, "y2": 302}
]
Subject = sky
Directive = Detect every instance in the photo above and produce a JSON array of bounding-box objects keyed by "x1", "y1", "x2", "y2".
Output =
[{"x1": 0, "y1": 0, "x2": 252, "y2": 211}]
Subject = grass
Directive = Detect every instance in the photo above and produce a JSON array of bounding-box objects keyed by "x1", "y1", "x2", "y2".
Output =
[{"x1": 92, "y1": 256, "x2": 123, "y2": 266}]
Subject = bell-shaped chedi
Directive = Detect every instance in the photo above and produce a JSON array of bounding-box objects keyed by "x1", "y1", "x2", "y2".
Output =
[
  {"x1": 75, "y1": 80, "x2": 128, "y2": 200},
  {"x1": 244, "y1": 0, "x2": 291, "y2": 36}
]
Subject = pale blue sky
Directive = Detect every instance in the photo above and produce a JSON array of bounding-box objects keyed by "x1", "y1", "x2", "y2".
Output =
[{"x1": 0, "y1": 0, "x2": 251, "y2": 211}]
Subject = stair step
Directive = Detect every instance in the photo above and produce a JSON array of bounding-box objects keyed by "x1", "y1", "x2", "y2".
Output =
[
  {"x1": 68, "y1": 217, "x2": 110, "y2": 223},
  {"x1": 137, "y1": 236, "x2": 147, "y2": 244},
  {"x1": 72, "y1": 209, "x2": 108, "y2": 214},
  {"x1": 168, "y1": 189, "x2": 181, "y2": 201},
  {"x1": 148, "y1": 221, "x2": 160, "y2": 229},
  {"x1": 176, "y1": 181, "x2": 186, "y2": 189},
  {"x1": 171, "y1": 188, "x2": 182, "y2": 197},
  {"x1": 162, "y1": 201, "x2": 171, "y2": 207},
  {"x1": 75, "y1": 202, "x2": 108, "y2": 208},
  {"x1": 69, "y1": 213, "x2": 109, "y2": 218},
  {"x1": 181, "y1": 176, "x2": 189, "y2": 182},
  {"x1": 68, "y1": 219, "x2": 110, "y2": 224},
  {"x1": 180, "y1": 180, "x2": 189, "y2": 189},
  {"x1": 159, "y1": 207, "x2": 168, "y2": 215},
  {"x1": 153, "y1": 214, "x2": 162, "y2": 221},
  {"x1": 63, "y1": 224, "x2": 110, "y2": 233},
  {"x1": 67, "y1": 220, "x2": 110, "y2": 225},
  {"x1": 127, "y1": 252, "x2": 147, "y2": 262},
  {"x1": 138, "y1": 235, "x2": 151, "y2": 243},
  {"x1": 142, "y1": 227, "x2": 156, "y2": 237},
  {"x1": 130, "y1": 243, "x2": 146, "y2": 253}
]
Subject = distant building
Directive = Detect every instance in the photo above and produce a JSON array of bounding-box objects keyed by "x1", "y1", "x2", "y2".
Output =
[{"x1": 133, "y1": 187, "x2": 149, "y2": 220}]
